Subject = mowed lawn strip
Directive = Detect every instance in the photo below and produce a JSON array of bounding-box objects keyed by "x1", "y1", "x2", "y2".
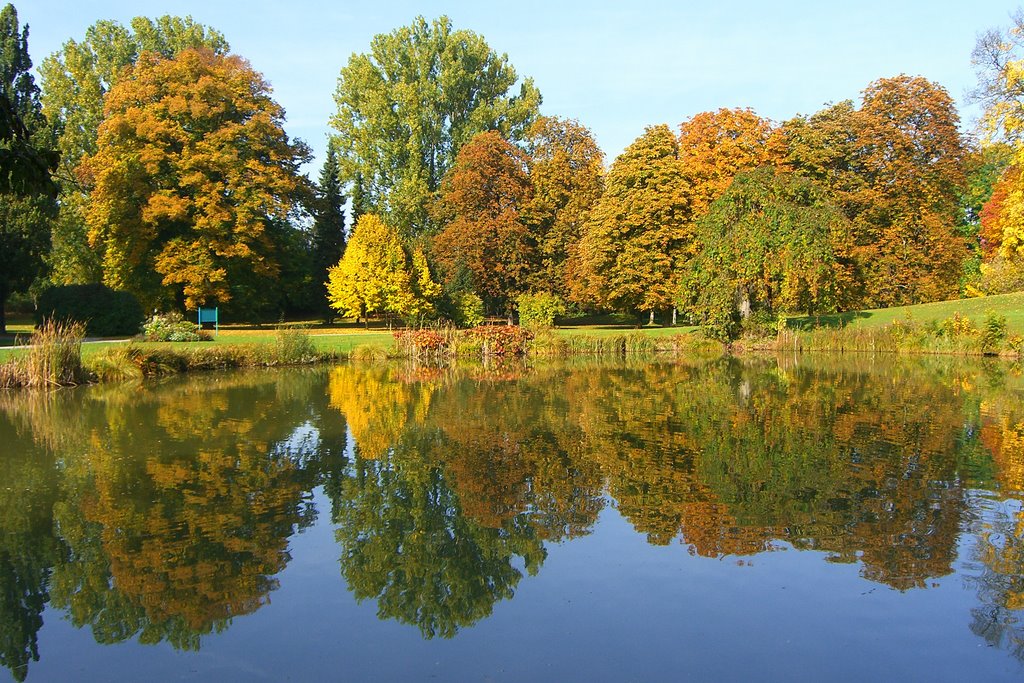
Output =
[{"x1": 787, "y1": 291, "x2": 1024, "y2": 333}]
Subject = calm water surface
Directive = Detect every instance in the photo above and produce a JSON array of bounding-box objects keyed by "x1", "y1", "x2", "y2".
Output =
[{"x1": 1, "y1": 355, "x2": 1023, "y2": 681}]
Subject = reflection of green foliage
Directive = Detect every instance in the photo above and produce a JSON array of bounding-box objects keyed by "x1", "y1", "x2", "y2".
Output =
[
  {"x1": 0, "y1": 415, "x2": 62, "y2": 682},
  {"x1": 332, "y1": 430, "x2": 546, "y2": 639}
]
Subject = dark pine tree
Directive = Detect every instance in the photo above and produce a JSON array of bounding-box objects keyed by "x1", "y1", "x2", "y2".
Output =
[
  {"x1": 311, "y1": 144, "x2": 346, "y2": 321},
  {"x1": 0, "y1": 4, "x2": 57, "y2": 335}
]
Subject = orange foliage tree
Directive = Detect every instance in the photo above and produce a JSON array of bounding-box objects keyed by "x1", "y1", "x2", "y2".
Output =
[
  {"x1": 432, "y1": 131, "x2": 535, "y2": 314},
  {"x1": 81, "y1": 48, "x2": 310, "y2": 310},
  {"x1": 677, "y1": 107, "x2": 783, "y2": 221},
  {"x1": 784, "y1": 76, "x2": 967, "y2": 307}
]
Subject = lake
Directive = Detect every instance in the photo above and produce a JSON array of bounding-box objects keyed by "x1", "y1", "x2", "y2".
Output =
[{"x1": 1, "y1": 355, "x2": 1022, "y2": 681}]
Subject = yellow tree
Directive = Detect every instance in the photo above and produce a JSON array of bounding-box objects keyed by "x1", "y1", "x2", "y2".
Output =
[
  {"x1": 974, "y1": 10, "x2": 1024, "y2": 259},
  {"x1": 326, "y1": 214, "x2": 437, "y2": 324},
  {"x1": 80, "y1": 48, "x2": 310, "y2": 311},
  {"x1": 574, "y1": 124, "x2": 690, "y2": 321},
  {"x1": 526, "y1": 116, "x2": 604, "y2": 298}
]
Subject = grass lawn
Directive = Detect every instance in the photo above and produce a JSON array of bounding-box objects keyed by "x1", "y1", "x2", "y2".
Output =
[
  {"x1": 0, "y1": 315, "x2": 699, "y2": 363},
  {"x1": 787, "y1": 291, "x2": 1024, "y2": 334}
]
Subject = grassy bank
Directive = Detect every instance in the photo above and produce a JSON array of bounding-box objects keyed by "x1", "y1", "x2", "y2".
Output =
[
  {"x1": 787, "y1": 292, "x2": 1024, "y2": 334},
  {"x1": 758, "y1": 292, "x2": 1024, "y2": 358},
  {"x1": 0, "y1": 322, "x2": 707, "y2": 389}
]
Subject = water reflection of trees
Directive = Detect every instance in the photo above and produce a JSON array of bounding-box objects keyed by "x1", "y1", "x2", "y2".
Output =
[
  {"x1": 1, "y1": 357, "x2": 1024, "y2": 677},
  {"x1": 0, "y1": 371, "x2": 332, "y2": 679}
]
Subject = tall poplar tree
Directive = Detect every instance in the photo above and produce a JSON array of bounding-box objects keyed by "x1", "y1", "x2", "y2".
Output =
[
  {"x1": 331, "y1": 16, "x2": 541, "y2": 236},
  {"x1": 0, "y1": 3, "x2": 56, "y2": 335}
]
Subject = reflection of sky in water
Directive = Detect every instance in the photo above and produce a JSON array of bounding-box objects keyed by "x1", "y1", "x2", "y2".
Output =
[{"x1": 2, "y1": 359, "x2": 1023, "y2": 681}]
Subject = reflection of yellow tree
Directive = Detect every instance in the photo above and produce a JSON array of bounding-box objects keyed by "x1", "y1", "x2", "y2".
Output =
[{"x1": 328, "y1": 365, "x2": 435, "y2": 459}]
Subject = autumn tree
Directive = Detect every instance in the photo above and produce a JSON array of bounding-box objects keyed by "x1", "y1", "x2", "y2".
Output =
[
  {"x1": 331, "y1": 16, "x2": 541, "y2": 236},
  {"x1": 39, "y1": 15, "x2": 228, "y2": 284},
  {"x1": 972, "y1": 11, "x2": 1024, "y2": 261},
  {"x1": 0, "y1": 4, "x2": 57, "y2": 334},
  {"x1": 784, "y1": 77, "x2": 967, "y2": 307},
  {"x1": 432, "y1": 130, "x2": 535, "y2": 314},
  {"x1": 677, "y1": 107, "x2": 782, "y2": 220},
  {"x1": 526, "y1": 116, "x2": 604, "y2": 299},
  {"x1": 327, "y1": 214, "x2": 438, "y2": 325},
  {"x1": 80, "y1": 48, "x2": 311, "y2": 311},
  {"x1": 574, "y1": 124, "x2": 690, "y2": 322},
  {"x1": 683, "y1": 168, "x2": 853, "y2": 339},
  {"x1": 312, "y1": 144, "x2": 346, "y2": 321}
]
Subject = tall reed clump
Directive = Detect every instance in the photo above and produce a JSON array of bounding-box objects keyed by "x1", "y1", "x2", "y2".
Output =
[
  {"x1": 268, "y1": 325, "x2": 318, "y2": 364},
  {"x1": 22, "y1": 320, "x2": 89, "y2": 387}
]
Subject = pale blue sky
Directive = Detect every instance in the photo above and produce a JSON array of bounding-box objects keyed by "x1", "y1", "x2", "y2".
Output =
[{"x1": 17, "y1": 1, "x2": 1021, "y2": 174}]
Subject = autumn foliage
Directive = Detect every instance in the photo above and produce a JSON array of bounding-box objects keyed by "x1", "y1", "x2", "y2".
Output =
[{"x1": 81, "y1": 48, "x2": 310, "y2": 311}]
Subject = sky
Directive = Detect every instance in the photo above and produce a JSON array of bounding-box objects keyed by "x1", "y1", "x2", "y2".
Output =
[{"x1": 16, "y1": 0, "x2": 1022, "y2": 175}]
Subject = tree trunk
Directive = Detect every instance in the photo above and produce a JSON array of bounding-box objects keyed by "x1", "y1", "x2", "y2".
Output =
[
  {"x1": 672, "y1": 307, "x2": 677, "y2": 326},
  {"x1": 648, "y1": 309, "x2": 655, "y2": 325},
  {"x1": 736, "y1": 287, "x2": 752, "y2": 320}
]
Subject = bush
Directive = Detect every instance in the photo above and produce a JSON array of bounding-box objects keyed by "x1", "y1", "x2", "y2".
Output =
[
  {"x1": 469, "y1": 325, "x2": 533, "y2": 356},
  {"x1": 451, "y1": 292, "x2": 485, "y2": 328},
  {"x1": 981, "y1": 311, "x2": 1008, "y2": 354},
  {"x1": 937, "y1": 311, "x2": 976, "y2": 338},
  {"x1": 142, "y1": 312, "x2": 209, "y2": 342},
  {"x1": 516, "y1": 292, "x2": 566, "y2": 329},
  {"x1": 36, "y1": 284, "x2": 144, "y2": 337}
]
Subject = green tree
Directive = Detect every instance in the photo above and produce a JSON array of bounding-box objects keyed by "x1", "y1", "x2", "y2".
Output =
[
  {"x1": 312, "y1": 144, "x2": 347, "y2": 321},
  {"x1": 432, "y1": 130, "x2": 535, "y2": 314},
  {"x1": 39, "y1": 15, "x2": 228, "y2": 285},
  {"x1": 574, "y1": 124, "x2": 690, "y2": 322},
  {"x1": 0, "y1": 4, "x2": 57, "y2": 334},
  {"x1": 327, "y1": 214, "x2": 437, "y2": 325},
  {"x1": 331, "y1": 16, "x2": 541, "y2": 236},
  {"x1": 683, "y1": 168, "x2": 853, "y2": 339},
  {"x1": 80, "y1": 48, "x2": 311, "y2": 311},
  {"x1": 526, "y1": 116, "x2": 604, "y2": 299}
]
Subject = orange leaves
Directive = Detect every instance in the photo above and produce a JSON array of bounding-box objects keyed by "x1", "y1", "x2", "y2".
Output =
[
  {"x1": 82, "y1": 47, "x2": 309, "y2": 309},
  {"x1": 433, "y1": 131, "x2": 535, "y2": 311},
  {"x1": 678, "y1": 108, "x2": 782, "y2": 221}
]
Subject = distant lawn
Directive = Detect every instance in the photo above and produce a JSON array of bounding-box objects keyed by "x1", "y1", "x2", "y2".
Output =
[{"x1": 787, "y1": 292, "x2": 1024, "y2": 334}]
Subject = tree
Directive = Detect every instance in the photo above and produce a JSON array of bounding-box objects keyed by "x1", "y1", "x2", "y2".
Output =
[
  {"x1": 327, "y1": 214, "x2": 437, "y2": 325},
  {"x1": 784, "y1": 77, "x2": 967, "y2": 307},
  {"x1": 0, "y1": 4, "x2": 57, "y2": 335},
  {"x1": 972, "y1": 11, "x2": 1024, "y2": 261},
  {"x1": 80, "y1": 48, "x2": 311, "y2": 311},
  {"x1": 432, "y1": 131, "x2": 534, "y2": 314},
  {"x1": 331, "y1": 16, "x2": 541, "y2": 236},
  {"x1": 574, "y1": 124, "x2": 690, "y2": 322},
  {"x1": 526, "y1": 116, "x2": 604, "y2": 299},
  {"x1": 311, "y1": 144, "x2": 346, "y2": 321},
  {"x1": 39, "y1": 15, "x2": 228, "y2": 285},
  {"x1": 677, "y1": 107, "x2": 782, "y2": 221},
  {"x1": 683, "y1": 168, "x2": 853, "y2": 339}
]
